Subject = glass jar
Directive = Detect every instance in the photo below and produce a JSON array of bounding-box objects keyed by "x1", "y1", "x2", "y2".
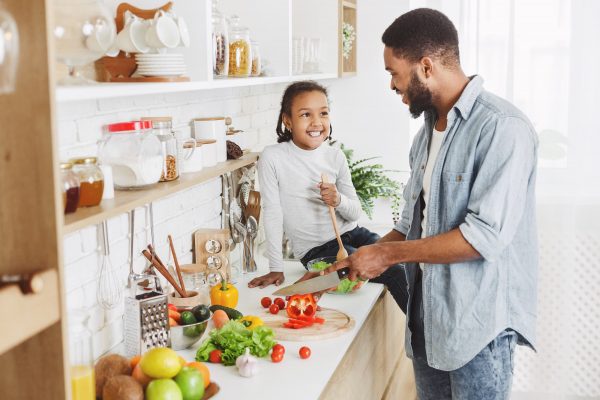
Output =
[
  {"x1": 228, "y1": 15, "x2": 251, "y2": 77},
  {"x1": 250, "y1": 40, "x2": 261, "y2": 77},
  {"x1": 60, "y1": 162, "x2": 80, "y2": 214},
  {"x1": 142, "y1": 117, "x2": 179, "y2": 182},
  {"x1": 68, "y1": 310, "x2": 95, "y2": 400},
  {"x1": 211, "y1": 0, "x2": 229, "y2": 77},
  {"x1": 181, "y1": 267, "x2": 210, "y2": 304},
  {"x1": 69, "y1": 157, "x2": 104, "y2": 207},
  {"x1": 99, "y1": 121, "x2": 163, "y2": 189}
]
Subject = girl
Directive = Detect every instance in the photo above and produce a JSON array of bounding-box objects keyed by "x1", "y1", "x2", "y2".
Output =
[{"x1": 248, "y1": 81, "x2": 406, "y2": 309}]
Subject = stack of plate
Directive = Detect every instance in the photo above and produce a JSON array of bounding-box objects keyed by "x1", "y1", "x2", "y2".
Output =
[{"x1": 135, "y1": 53, "x2": 187, "y2": 77}]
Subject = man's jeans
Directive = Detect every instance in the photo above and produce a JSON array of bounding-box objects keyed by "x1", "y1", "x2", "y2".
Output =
[
  {"x1": 413, "y1": 329, "x2": 518, "y2": 400},
  {"x1": 300, "y1": 226, "x2": 408, "y2": 313}
]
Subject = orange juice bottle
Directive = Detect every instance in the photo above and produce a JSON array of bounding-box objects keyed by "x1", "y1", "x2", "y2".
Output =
[{"x1": 69, "y1": 310, "x2": 95, "y2": 400}]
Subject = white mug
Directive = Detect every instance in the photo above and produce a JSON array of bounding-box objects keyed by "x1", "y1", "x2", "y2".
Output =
[
  {"x1": 193, "y1": 117, "x2": 227, "y2": 162},
  {"x1": 85, "y1": 17, "x2": 116, "y2": 54},
  {"x1": 180, "y1": 140, "x2": 204, "y2": 173},
  {"x1": 116, "y1": 12, "x2": 149, "y2": 54},
  {"x1": 173, "y1": 14, "x2": 190, "y2": 47},
  {"x1": 145, "y1": 10, "x2": 180, "y2": 49}
]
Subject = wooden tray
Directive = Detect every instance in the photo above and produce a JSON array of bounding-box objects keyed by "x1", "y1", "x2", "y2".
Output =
[{"x1": 261, "y1": 307, "x2": 355, "y2": 341}]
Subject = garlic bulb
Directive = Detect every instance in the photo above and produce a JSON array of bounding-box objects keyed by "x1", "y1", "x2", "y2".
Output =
[{"x1": 236, "y1": 348, "x2": 259, "y2": 378}]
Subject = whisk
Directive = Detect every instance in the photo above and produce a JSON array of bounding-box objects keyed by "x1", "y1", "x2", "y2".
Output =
[{"x1": 97, "y1": 220, "x2": 123, "y2": 309}]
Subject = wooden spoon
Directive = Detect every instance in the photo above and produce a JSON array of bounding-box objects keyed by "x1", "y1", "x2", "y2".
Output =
[{"x1": 321, "y1": 174, "x2": 349, "y2": 261}]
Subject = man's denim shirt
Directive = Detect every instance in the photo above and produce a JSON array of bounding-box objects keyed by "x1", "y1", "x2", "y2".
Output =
[{"x1": 396, "y1": 76, "x2": 538, "y2": 371}]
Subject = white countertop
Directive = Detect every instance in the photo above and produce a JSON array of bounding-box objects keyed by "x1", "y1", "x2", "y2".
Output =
[{"x1": 177, "y1": 255, "x2": 385, "y2": 400}]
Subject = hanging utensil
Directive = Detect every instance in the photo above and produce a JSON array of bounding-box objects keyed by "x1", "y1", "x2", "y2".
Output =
[
  {"x1": 97, "y1": 220, "x2": 123, "y2": 309},
  {"x1": 243, "y1": 216, "x2": 258, "y2": 273},
  {"x1": 143, "y1": 203, "x2": 163, "y2": 293},
  {"x1": 321, "y1": 174, "x2": 348, "y2": 261}
]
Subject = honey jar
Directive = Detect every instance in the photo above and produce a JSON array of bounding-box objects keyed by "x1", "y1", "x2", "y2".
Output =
[{"x1": 69, "y1": 157, "x2": 104, "y2": 207}]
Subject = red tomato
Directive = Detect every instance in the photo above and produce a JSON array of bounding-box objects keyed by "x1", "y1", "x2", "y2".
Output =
[
  {"x1": 274, "y1": 297, "x2": 286, "y2": 310},
  {"x1": 272, "y1": 344, "x2": 285, "y2": 355},
  {"x1": 269, "y1": 304, "x2": 280, "y2": 314},
  {"x1": 260, "y1": 297, "x2": 272, "y2": 308},
  {"x1": 209, "y1": 349, "x2": 222, "y2": 363},
  {"x1": 271, "y1": 351, "x2": 283, "y2": 363},
  {"x1": 299, "y1": 346, "x2": 311, "y2": 359},
  {"x1": 167, "y1": 303, "x2": 178, "y2": 312}
]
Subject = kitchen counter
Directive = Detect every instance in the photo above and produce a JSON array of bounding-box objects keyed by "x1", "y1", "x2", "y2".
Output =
[{"x1": 177, "y1": 253, "x2": 415, "y2": 399}]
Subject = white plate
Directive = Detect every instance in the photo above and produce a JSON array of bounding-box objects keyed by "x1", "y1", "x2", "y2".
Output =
[
  {"x1": 135, "y1": 54, "x2": 184, "y2": 59},
  {"x1": 139, "y1": 71, "x2": 185, "y2": 77},
  {"x1": 136, "y1": 61, "x2": 186, "y2": 66},
  {"x1": 137, "y1": 68, "x2": 187, "y2": 73}
]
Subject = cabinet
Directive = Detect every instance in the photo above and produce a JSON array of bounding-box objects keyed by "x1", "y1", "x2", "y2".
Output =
[{"x1": 0, "y1": 0, "x2": 355, "y2": 398}]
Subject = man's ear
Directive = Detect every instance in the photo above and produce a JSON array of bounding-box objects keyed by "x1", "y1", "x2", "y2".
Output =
[{"x1": 421, "y1": 57, "x2": 434, "y2": 78}]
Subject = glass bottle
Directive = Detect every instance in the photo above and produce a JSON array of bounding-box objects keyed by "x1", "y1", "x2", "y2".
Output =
[
  {"x1": 250, "y1": 40, "x2": 261, "y2": 77},
  {"x1": 69, "y1": 310, "x2": 95, "y2": 400},
  {"x1": 70, "y1": 157, "x2": 104, "y2": 207},
  {"x1": 227, "y1": 15, "x2": 251, "y2": 78},
  {"x1": 60, "y1": 162, "x2": 80, "y2": 214},
  {"x1": 142, "y1": 117, "x2": 179, "y2": 182},
  {"x1": 0, "y1": 2, "x2": 19, "y2": 94},
  {"x1": 211, "y1": 0, "x2": 229, "y2": 77}
]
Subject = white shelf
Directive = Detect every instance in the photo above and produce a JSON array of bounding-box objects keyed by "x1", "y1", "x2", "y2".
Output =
[{"x1": 55, "y1": 73, "x2": 338, "y2": 102}]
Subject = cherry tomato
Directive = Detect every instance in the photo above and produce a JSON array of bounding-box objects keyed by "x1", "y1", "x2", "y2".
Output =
[
  {"x1": 274, "y1": 297, "x2": 286, "y2": 310},
  {"x1": 167, "y1": 303, "x2": 178, "y2": 312},
  {"x1": 271, "y1": 351, "x2": 284, "y2": 363},
  {"x1": 299, "y1": 346, "x2": 311, "y2": 359},
  {"x1": 260, "y1": 297, "x2": 272, "y2": 308},
  {"x1": 269, "y1": 304, "x2": 280, "y2": 314},
  {"x1": 272, "y1": 344, "x2": 285, "y2": 355},
  {"x1": 209, "y1": 349, "x2": 222, "y2": 363}
]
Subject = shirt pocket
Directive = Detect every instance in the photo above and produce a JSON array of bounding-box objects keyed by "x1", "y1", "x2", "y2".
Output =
[{"x1": 441, "y1": 171, "x2": 472, "y2": 228}]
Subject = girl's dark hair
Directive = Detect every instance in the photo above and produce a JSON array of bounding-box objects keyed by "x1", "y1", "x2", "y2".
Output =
[
  {"x1": 382, "y1": 8, "x2": 460, "y2": 67},
  {"x1": 276, "y1": 80, "x2": 333, "y2": 143}
]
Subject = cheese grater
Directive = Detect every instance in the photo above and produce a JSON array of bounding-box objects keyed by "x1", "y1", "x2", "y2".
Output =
[{"x1": 124, "y1": 275, "x2": 170, "y2": 357}]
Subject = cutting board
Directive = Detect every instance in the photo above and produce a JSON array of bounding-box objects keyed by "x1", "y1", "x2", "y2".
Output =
[{"x1": 261, "y1": 308, "x2": 355, "y2": 341}]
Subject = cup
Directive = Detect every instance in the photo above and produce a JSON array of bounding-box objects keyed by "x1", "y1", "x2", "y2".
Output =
[
  {"x1": 198, "y1": 139, "x2": 217, "y2": 167},
  {"x1": 172, "y1": 14, "x2": 190, "y2": 47},
  {"x1": 145, "y1": 10, "x2": 180, "y2": 49},
  {"x1": 193, "y1": 117, "x2": 227, "y2": 162},
  {"x1": 116, "y1": 12, "x2": 149, "y2": 54},
  {"x1": 85, "y1": 18, "x2": 116, "y2": 54}
]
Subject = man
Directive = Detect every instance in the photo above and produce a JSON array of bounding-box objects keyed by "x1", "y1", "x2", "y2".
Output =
[{"x1": 327, "y1": 8, "x2": 538, "y2": 400}]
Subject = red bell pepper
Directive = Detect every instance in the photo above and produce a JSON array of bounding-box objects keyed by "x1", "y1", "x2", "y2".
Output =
[{"x1": 286, "y1": 294, "x2": 317, "y2": 319}]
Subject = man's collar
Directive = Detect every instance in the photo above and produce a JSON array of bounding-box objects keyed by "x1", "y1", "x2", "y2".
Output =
[{"x1": 452, "y1": 75, "x2": 484, "y2": 120}]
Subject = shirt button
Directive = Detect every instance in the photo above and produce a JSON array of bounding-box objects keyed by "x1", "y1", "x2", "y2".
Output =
[
  {"x1": 421, "y1": 165, "x2": 425, "y2": 170},
  {"x1": 412, "y1": 194, "x2": 417, "y2": 200}
]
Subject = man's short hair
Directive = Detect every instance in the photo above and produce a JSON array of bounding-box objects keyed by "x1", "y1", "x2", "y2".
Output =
[{"x1": 382, "y1": 8, "x2": 460, "y2": 67}]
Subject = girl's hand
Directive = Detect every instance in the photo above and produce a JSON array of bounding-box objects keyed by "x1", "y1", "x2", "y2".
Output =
[
  {"x1": 319, "y1": 182, "x2": 341, "y2": 207},
  {"x1": 248, "y1": 272, "x2": 285, "y2": 288}
]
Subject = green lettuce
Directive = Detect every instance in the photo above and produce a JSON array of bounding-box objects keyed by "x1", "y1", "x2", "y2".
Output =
[
  {"x1": 309, "y1": 260, "x2": 359, "y2": 293},
  {"x1": 195, "y1": 321, "x2": 276, "y2": 366}
]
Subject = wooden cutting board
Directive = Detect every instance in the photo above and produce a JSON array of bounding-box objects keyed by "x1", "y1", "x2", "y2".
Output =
[{"x1": 261, "y1": 308, "x2": 355, "y2": 341}]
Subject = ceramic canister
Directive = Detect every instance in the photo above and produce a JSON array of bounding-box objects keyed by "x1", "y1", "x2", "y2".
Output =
[{"x1": 193, "y1": 117, "x2": 227, "y2": 162}]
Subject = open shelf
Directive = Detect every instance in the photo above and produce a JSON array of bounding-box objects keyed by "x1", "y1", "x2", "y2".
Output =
[{"x1": 62, "y1": 152, "x2": 259, "y2": 234}]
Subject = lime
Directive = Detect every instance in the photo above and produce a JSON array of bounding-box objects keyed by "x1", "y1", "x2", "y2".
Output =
[
  {"x1": 146, "y1": 379, "x2": 183, "y2": 400},
  {"x1": 174, "y1": 366, "x2": 205, "y2": 400}
]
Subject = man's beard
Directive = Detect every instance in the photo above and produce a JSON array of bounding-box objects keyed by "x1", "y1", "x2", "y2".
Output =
[{"x1": 406, "y1": 71, "x2": 434, "y2": 118}]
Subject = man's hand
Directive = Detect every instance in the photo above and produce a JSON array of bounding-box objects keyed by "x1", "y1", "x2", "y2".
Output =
[
  {"x1": 318, "y1": 182, "x2": 341, "y2": 207},
  {"x1": 325, "y1": 244, "x2": 390, "y2": 281},
  {"x1": 248, "y1": 272, "x2": 285, "y2": 288}
]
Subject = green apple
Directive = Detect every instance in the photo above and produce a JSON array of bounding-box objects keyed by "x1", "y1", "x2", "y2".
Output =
[
  {"x1": 174, "y1": 366, "x2": 205, "y2": 400},
  {"x1": 146, "y1": 379, "x2": 183, "y2": 400}
]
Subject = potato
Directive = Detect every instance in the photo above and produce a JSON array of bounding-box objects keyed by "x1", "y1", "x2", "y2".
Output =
[
  {"x1": 103, "y1": 375, "x2": 144, "y2": 400},
  {"x1": 94, "y1": 354, "x2": 132, "y2": 397}
]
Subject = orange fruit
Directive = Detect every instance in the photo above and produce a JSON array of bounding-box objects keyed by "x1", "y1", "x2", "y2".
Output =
[
  {"x1": 132, "y1": 363, "x2": 152, "y2": 388},
  {"x1": 179, "y1": 356, "x2": 186, "y2": 366},
  {"x1": 130, "y1": 355, "x2": 142, "y2": 370},
  {"x1": 186, "y1": 361, "x2": 210, "y2": 388}
]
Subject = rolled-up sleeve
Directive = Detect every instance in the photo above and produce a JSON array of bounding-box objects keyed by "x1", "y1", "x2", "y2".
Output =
[{"x1": 459, "y1": 116, "x2": 537, "y2": 262}]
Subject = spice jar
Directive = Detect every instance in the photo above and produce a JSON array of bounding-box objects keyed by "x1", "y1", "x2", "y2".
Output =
[
  {"x1": 228, "y1": 15, "x2": 251, "y2": 77},
  {"x1": 68, "y1": 310, "x2": 95, "y2": 400},
  {"x1": 60, "y1": 162, "x2": 80, "y2": 214},
  {"x1": 211, "y1": 0, "x2": 229, "y2": 77},
  {"x1": 181, "y1": 265, "x2": 210, "y2": 305},
  {"x1": 99, "y1": 121, "x2": 163, "y2": 189},
  {"x1": 250, "y1": 40, "x2": 261, "y2": 77},
  {"x1": 142, "y1": 117, "x2": 179, "y2": 182},
  {"x1": 69, "y1": 157, "x2": 104, "y2": 207}
]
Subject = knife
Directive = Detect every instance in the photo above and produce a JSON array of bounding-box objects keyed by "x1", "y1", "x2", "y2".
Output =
[{"x1": 272, "y1": 268, "x2": 350, "y2": 296}]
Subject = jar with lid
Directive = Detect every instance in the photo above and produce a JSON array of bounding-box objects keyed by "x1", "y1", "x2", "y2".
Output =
[
  {"x1": 69, "y1": 157, "x2": 104, "y2": 207},
  {"x1": 60, "y1": 162, "x2": 80, "y2": 214},
  {"x1": 181, "y1": 266, "x2": 210, "y2": 304},
  {"x1": 68, "y1": 310, "x2": 95, "y2": 400},
  {"x1": 142, "y1": 117, "x2": 179, "y2": 182},
  {"x1": 228, "y1": 15, "x2": 252, "y2": 77},
  {"x1": 250, "y1": 40, "x2": 261, "y2": 77},
  {"x1": 211, "y1": 0, "x2": 229, "y2": 77},
  {"x1": 99, "y1": 121, "x2": 163, "y2": 189}
]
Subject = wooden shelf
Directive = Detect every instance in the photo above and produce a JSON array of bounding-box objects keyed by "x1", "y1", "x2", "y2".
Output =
[
  {"x1": 62, "y1": 153, "x2": 259, "y2": 234},
  {"x1": 55, "y1": 73, "x2": 338, "y2": 102}
]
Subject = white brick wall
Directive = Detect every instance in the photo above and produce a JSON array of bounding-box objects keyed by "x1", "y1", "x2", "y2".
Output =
[{"x1": 59, "y1": 84, "x2": 286, "y2": 358}]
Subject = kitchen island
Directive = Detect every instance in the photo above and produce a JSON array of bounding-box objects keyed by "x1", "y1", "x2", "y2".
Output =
[{"x1": 177, "y1": 256, "x2": 416, "y2": 400}]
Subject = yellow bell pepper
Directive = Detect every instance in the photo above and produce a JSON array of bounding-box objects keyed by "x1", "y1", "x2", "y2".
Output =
[
  {"x1": 210, "y1": 273, "x2": 238, "y2": 308},
  {"x1": 240, "y1": 315, "x2": 264, "y2": 330}
]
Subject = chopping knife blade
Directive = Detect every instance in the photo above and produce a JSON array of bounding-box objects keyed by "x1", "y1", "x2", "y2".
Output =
[{"x1": 272, "y1": 268, "x2": 350, "y2": 296}]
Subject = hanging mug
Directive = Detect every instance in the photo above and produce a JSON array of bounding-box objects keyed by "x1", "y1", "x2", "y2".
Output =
[{"x1": 144, "y1": 10, "x2": 180, "y2": 49}]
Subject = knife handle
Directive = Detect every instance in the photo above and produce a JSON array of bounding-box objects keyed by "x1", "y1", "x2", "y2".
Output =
[{"x1": 337, "y1": 267, "x2": 350, "y2": 279}]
